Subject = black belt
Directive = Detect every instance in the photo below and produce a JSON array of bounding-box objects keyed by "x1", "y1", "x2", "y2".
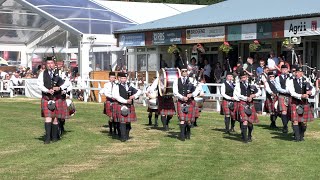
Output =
[
  {"x1": 107, "y1": 97, "x2": 115, "y2": 102},
  {"x1": 279, "y1": 93, "x2": 289, "y2": 96}
]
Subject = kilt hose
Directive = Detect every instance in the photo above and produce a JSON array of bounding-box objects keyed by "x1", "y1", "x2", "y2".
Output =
[
  {"x1": 238, "y1": 101, "x2": 259, "y2": 123},
  {"x1": 291, "y1": 98, "x2": 314, "y2": 123},
  {"x1": 41, "y1": 97, "x2": 69, "y2": 119},
  {"x1": 114, "y1": 104, "x2": 137, "y2": 123},
  {"x1": 194, "y1": 105, "x2": 200, "y2": 118},
  {"x1": 177, "y1": 99, "x2": 196, "y2": 122},
  {"x1": 264, "y1": 96, "x2": 278, "y2": 114},
  {"x1": 158, "y1": 96, "x2": 176, "y2": 116},
  {"x1": 104, "y1": 101, "x2": 114, "y2": 117},
  {"x1": 221, "y1": 100, "x2": 238, "y2": 120},
  {"x1": 278, "y1": 94, "x2": 291, "y2": 113}
]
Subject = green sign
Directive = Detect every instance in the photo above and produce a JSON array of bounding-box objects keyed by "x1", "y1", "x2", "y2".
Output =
[
  {"x1": 227, "y1": 25, "x2": 241, "y2": 41},
  {"x1": 257, "y1": 22, "x2": 272, "y2": 39}
]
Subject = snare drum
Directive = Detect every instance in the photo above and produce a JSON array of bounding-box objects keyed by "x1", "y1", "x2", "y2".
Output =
[
  {"x1": 158, "y1": 68, "x2": 181, "y2": 96},
  {"x1": 194, "y1": 97, "x2": 204, "y2": 110},
  {"x1": 148, "y1": 98, "x2": 158, "y2": 110},
  {"x1": 66, "y1": 99, "x2": 76, "y2": 116}
]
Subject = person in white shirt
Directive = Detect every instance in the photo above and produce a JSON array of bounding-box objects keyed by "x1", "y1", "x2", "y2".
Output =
[
  {"x1": 221, "y1": 72, "x2": 239, "y2": 133},
  {"x1": 173, "y1": 65, "x2": 201, "y2": 141},
  {"x1": 202, "y1": 59, "x2": 211, "y2": 83},
  {"x1": 234, "y1": 71, "x2": 261, "y2": 143},
  {"x1": 37, "y1": 56, "x2": 70, "y2": 144},
  {"x1": 145, "y1": 77, "x2": 159, "y2": 127},
  {"x1": 99, "y1": 72, "x2": 118, "y2": 136},
  {"x1": 267, "y1": 51, "x2": 280, "y2": 74},
  {"x1": 112, "y1": 72, "x2": 141, "y2": 142},
  {"x1": 264, "y1": 72, "x2": 278, "y2": 128},
  {"x1": 287, "y1": 67, "x2": 315, "y2": 141}
]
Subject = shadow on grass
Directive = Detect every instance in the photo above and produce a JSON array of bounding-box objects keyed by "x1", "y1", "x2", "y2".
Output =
[
  {"x1": 270, "y1": 131, "x2": 294, "y2": 141},
  {"x1": 255, "y1": 124, "x2": 282, "y2": 132},
  {"x1": 100, "y1": 130, "x2": 122, "y2": 140},
  {"x1": 144, "y1": 126, "x2": 165, "y2": 131},
  {"x1": 166, "y1": 131, "x2": 179, "y2": 139},
  {"x1": 212, "y1": 128, "x2": 244, "y2": 142}
]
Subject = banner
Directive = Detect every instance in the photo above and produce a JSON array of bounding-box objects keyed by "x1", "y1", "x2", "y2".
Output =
[
  {"x1": 186, "y1": 26, "x2": 225, "y2": 43},
  {"x1": 153, "y1": 30, "x2": 182, "y2": 45},
  {"x1": 257, "y1": 22, "x2": 272, "y2": 39},
  {"x1": 241, "y1": 23, "x2": 257, "y2": 40},
  {"x1": 284, "y1": 17, "x2": 320, "y2": 37},
  {"x1": 25, "y1": 79, "x2": 42, "y2": 98},
  {"x1": 227, "y1": 25, "x2": 241, "y2": 41},
  {"x1": 119, "y1": 33, "x2": 145, "y2": 47},
  {"x1": 272, "y1": 21, "x2": 284, "y2": 38}
]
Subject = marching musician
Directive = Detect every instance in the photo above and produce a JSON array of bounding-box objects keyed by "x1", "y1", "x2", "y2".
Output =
[
  {"x1": 145, "y1": 77, "x2": 159, "y2": 127},
  {"x1": 264, "y1": 72, "x2": 278, "y2": 128},
  {"x1": 58, "y1": 71, "x2": 73, "y2": 137},
  {"x1": 221, "y1": 72, "x2": 239, "y2": 134},
  {"x1": 234, "y1": 71, "x2": 261, "y2": 143},
  {"x1": 112, "y1": 72, "x2": 141, "y2": 142},
  {"x1": 173, "y1": 66, "x2": 201, "y2": 141},
  {"x1": 274, "y1": 65, "x2": 291, "y2": 133},
  {"x1": 100, "y1": 72, "x2": 117, "y2": 135},
  {"x1": 287, "y1": 67, "x2": 315, "y2": 141},
  {"x1": 37, "y1": 56, "x2": 69, "y2": 144}
]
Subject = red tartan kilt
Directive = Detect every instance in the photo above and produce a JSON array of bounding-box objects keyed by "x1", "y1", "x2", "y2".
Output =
[
  {"x1": 114, "y1": 104, "x2": 137, "y2": 123},
  {"x1": 41, "y1": 98, "x2": 69, "y2": 119},
  {"x1": 238, "y1": 101, "x2": 259, "y2": 123},
  {"x1": 104, "y1": 101, "x2": 113, "y2": 117},
  {"x1": 278, "y1": 95, "x2": 291, "y2": 113},
  {"x1": 158, "y1": 96, "x2": 176, "y2": 116},
  {"x1": 112, "y1": 102, "x2": 119, "y2": 121},
  {"x1": 290, "y1": 99, "x2": 314, "y2": 122},
  {"x1": 221, "y1": 100, "x2": 238, "y2": 120},
  {"x1": 264, "y1": 96, "x2": 278, "y2": 114},
  {"x1": 194, "y1": 105, "x2": 200, "y2": 118},
  {"x1": 177, "y1": 100, "x2": 196, "y2": 122}
]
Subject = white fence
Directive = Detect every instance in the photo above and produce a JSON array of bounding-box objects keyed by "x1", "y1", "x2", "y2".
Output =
[{"x1": 0, "y1": 79, "x2": 318, "y2": 117}]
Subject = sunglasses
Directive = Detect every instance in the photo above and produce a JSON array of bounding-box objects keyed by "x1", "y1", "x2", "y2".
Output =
[
  {"x1": 181, "y1": 70, "x2": 188, "y2": 72},
  {"x1": 292, "y1": 70, "x2": 296, "y2": 72},
  {"x1": 269, "y1": 75, "x2": 275, "y2": 77}
]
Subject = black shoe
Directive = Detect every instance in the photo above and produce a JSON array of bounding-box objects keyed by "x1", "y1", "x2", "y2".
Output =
[
  {"x1": 248, "y1": 136, "x2": 252, "y2": 142},
  {"x1": 282, "y1": 127, "x2": 288, "y2": 134}
]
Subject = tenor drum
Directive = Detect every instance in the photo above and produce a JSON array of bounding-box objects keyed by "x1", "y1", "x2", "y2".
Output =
[
  {"x1": 158, "y1": 68, "x2": 181, "y2": 96},
  {"x1": 194, "y1": 97, "x2": 204, "y2": 110},
  {"x1": 66, "y1": 99, "x2": 76, "y2": 116},
  {"x1": 148, "y1": 98, "x2": 158, "y2": 110}
]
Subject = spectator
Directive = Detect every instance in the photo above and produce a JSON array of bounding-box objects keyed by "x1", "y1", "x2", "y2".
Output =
[
  {"x1": 202, "y1": 59, "x2": 211, "y2": 83},
  {"x1": 267, "y1": 51, "x2": 280, "y2": 74},
  {"x1": 213, "y1": 62, "x2": 223, "y2": 83},
  {"x1": 256, "y1": 59, "x2": 266, "y2": 75}
]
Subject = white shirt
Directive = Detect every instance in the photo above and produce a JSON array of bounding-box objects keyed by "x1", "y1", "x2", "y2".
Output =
[
  {"x1": 37, "y1": 71, "x2": 69, "y2": 93},
  {"x1": 99, "y1": 81, "x2": 115, "y2": 98},
  {"x1": 173, "y1": 77, "x2": 202, "y2": 101},
  {"x1": 234, "y1": 81, "x2": 261, "y2": 101},
  {"x1": 265, "y1": 80, "x2": 276, "y2": 95},
  {"x1": 221, "y1": 81, "x2": 239, "y2": 101},
  {"x1": 287, "y1": 77, "x2": 316, "y2": 100},
  {"x1": 112, "y1": 83, "x2": 141, "y2": 104},
  {"x1": 203, "y1": 64, "x2": 211, "y2": 77},
  {"x1": 267, "y1": 58, "x2": 276, "y2": 70}
]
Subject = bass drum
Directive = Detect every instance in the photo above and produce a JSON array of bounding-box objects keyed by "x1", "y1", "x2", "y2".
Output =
[
  {"x1": 66, "y1": 99, "x2": 76, "y2": 116},
  {"x1": 194, "y1": 97, "x2": 204, "y2": 110},
  {"x1": 158, "y1": 68, "x2": 181, "y2": 96}
]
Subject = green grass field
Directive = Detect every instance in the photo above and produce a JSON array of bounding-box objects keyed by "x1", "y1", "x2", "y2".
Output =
[{"x1": 1, "y1": 98, "x2": 320, "y2": 179}]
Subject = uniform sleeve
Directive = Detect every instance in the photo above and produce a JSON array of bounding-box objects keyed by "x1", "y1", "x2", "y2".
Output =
[
  {"x1": 112, "y1": 85, "x2": 128, "y2": 104},
  {"x1": 234, "y1": 83, "x2": 247, "y2": 101},
  {"x1": 133, "y1": 87, "x2": 141, "y2": 99},
  {"x1": 37, "y1": 71, "x2": 49, "y2": 93},
  {"x1": 221, "y1": 83, "x2": 232, "y2": 100},
  {"x1": 265, "y1": 82, "x2": 273, "y2": 95},
  {"x1": 173, "y1": 79, "x2": 184, "y2": 100},
  {"x1": 288, "y1": 79, "x2": 302, "y2": 100},
  {"x1": 254, "y1": 85, "x2": 261, "y2": 97},
  {"x1": 192, "y1": 83, "x2": 202, "y2": 97}
]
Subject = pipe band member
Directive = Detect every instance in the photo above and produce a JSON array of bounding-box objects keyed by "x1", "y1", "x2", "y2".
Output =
[
  {"x1": 275, "y1": 65, "x2": 291, "y2": 134},
  {"x1": 112, "y1": 72, "x2": 141, "y2": 142},
  {"x1": 100, "y1": 72, "x2": 118, "y2": 135},
  {"x1": 264, "y1": 71, "x2": 279, "y2": 128},
  {"x1": 37, "y1": 56, "x2": 69, "y2": 144},
  {"x1": 234, "y1": 71, "x2": 261, "y2": 143},
  {"x1": 287, "y1": 67, "x2": 315, "y2": 141},
  {"x1": 145, "y1": 77, "x2": 159, "y2": 127},
  {"x1": 173, "y1": 65, "x2": 201, "y2": 141},
  {"x1": 221, "y1": 71, "x2": 239, "y2": 134}
]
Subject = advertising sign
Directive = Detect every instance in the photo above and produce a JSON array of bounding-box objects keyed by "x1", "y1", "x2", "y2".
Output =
[
  {"x1": 257, "y1": 22, "x2": 272, "y2": 39},
  {"x1": 152, "y1": 30, "x2": 182, "y2": 45},
  {"x1": 227, "y1": 25, "x2": 241, "y2": 41},
  {"x1": 241, "y1": 23, "x2": 257, "y2": 40},
  {"x1": 119, "y1": 33, "x2": 145, "y2": 47},
  {"x1": 186, "y1": 26, "x2": 225, "y2": 43},
  {"x1": 284, "y1": 17, "x2": 320, "y2": 37}
]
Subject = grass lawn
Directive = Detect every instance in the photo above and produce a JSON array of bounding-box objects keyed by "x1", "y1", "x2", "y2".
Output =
[{"x1": 1, "y1": 98, "x2": 320, "y2": 179}]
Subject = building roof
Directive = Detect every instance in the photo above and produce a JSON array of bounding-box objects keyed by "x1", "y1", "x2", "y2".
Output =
[
  {"x1": 95, "y1": 1, "x2": 206, "y2": 24},
  {"x1": 115, "y1": 0, "x2": 320, "y2": 34}
]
